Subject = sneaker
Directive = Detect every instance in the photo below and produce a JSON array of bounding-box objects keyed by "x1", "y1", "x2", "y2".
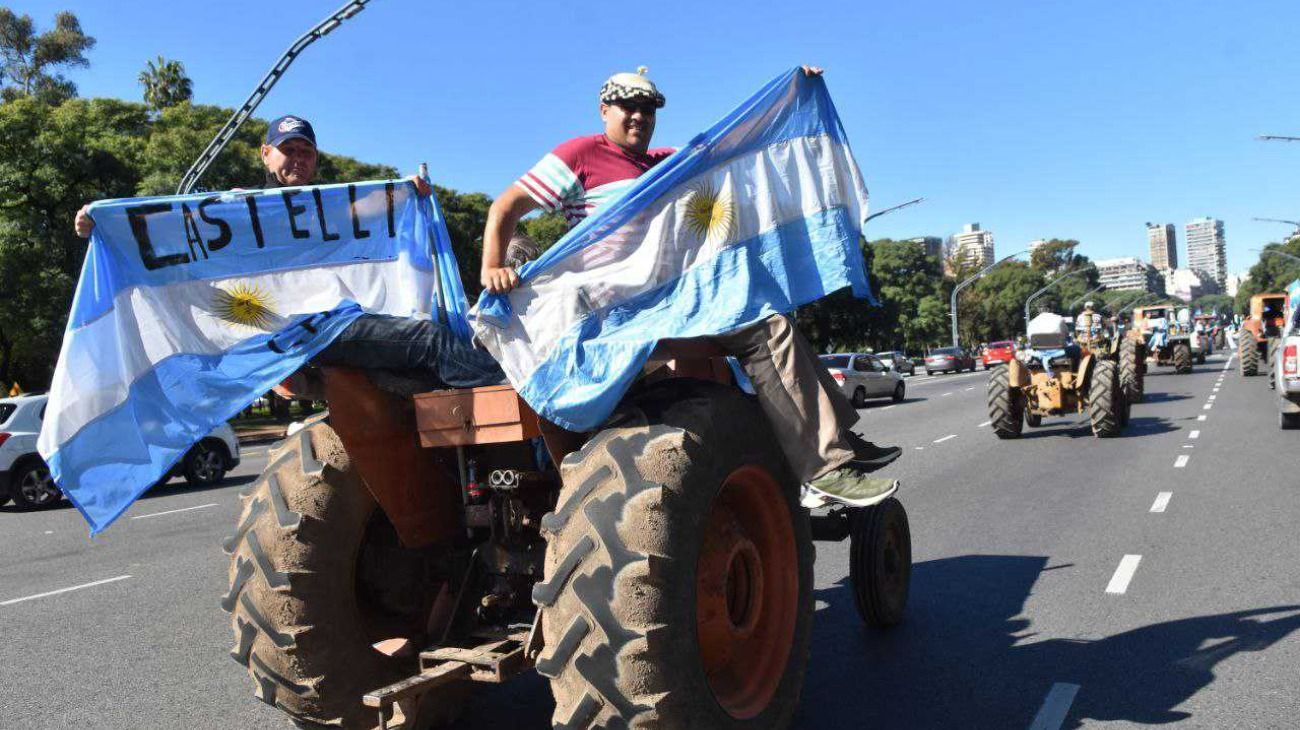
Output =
[
  {"x1": 846, "y1": 432, "x2": 902, "y2": 471},
  {"x1": 504, "y1": 233, "x2": 542, "y2": 269},
  {"x1": 806, "y1": 468, "x2": 899, "y2": 507}
]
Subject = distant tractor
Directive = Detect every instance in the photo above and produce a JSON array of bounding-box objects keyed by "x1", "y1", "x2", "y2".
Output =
[
  {"x1": 1132, "y1": 305, "x2": 1197, "y2": 374},
  {"x1": 988, "y1": 313, "x2": 1128, "y2": 439},
  {"x1": 1238, "y1": 293, "x2": 1289, "y2": 377}
]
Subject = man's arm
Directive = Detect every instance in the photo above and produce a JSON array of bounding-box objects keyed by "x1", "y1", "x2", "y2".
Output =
[{"x1": 481, "y1": 185, "x2": 540, "y2": 293}]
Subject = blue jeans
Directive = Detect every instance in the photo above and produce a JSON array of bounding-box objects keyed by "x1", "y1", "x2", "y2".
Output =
[{"x1": 315, "y1": 314, "x2": 504, "y2": 389}]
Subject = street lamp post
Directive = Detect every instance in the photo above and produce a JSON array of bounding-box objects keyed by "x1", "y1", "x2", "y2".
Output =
[
  {"x1": 1067, "y1": 283, "x2": 1107, "y2": 311},
  {"x1": 1023, "y1": 265, "x2": 1097, "y2": 329},
  {"x1": 1258, "y1": 248, "x2": 1300, "y2": 267},
  {"x1": 949, "y1": 249, "x2": 1031, "y2": 348}
]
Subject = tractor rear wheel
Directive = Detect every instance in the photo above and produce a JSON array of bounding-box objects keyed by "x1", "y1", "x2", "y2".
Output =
[
  {"x1": 1119, "y1": 339, "x2": 1144, "y2": 404},
  {"x1": 1172, "y1": 343, "x2": 1192, "y2": 374},
  {"x1": 222, "y1": 418, "x2": 457, "y2": 729},
  {"x1": 1088, "y1": 360, "x2": 1123, "y2": 437},
  {"x1": 987, "y1": 366, "x2": 1024, "y2": 439},
  {"x1": 534, "y1": 380, "x2": 813, "y2": 730},
  {"x1": 1267, "y1": 338, "x2": 1280, "y2": 389},
  {"x1": 1240, "y1": 332, "x2": 1259, "y2": 375},
  {"x1": 850, "y1": 497, "x2": 911, "y2": 628}
]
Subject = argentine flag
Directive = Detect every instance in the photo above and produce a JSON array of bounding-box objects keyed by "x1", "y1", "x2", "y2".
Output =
[
  {"x1": 40, "y1": 178, "x2": 468, "y2": 534},
  {"x1": 474, "y1": 68, "x2": 873, "y2": 431}
]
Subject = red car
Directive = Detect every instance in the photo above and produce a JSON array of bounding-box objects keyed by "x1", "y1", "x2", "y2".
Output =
[{"x1": 981, "y1": 341, "x2": 1016, "y2": 370}]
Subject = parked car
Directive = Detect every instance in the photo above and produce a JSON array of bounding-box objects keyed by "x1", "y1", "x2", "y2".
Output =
[
  {"x1": 0, "y1": 393, "x2": 241, "y2": 510},
  {"x1": 925, "y1": 347, "x2": 976, "y2": 375},
  {"x1": 819, "y1": 353, "x2": 906, "y2": 407},
  {"x1": 875, "y1": 350, "x2": 916, "y2": 376},
  {"x1": 981, "y1": 341, "x2": 1016, "y2": 370}
]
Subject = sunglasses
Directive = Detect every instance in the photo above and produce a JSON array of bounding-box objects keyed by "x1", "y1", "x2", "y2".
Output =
[{"x1": 611, "y1": 100, "x2": 658, "y2": 116}]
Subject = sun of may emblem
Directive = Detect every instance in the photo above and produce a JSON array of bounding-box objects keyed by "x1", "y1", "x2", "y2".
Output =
[
  {"x1": 212, "y1": 282, "x2": 277, "y2": 330},
  {"x1": 683, "y1": 182, "x2": 735, "y2": 245}
]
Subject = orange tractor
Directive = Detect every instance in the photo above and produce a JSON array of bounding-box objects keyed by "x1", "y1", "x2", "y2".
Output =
[
  {"x1": 223, "y1": 347, "x2": 912, "y2": 729},
  {"x1": 1238, "y1": 293, "x2": 1289, "y2": 376}
]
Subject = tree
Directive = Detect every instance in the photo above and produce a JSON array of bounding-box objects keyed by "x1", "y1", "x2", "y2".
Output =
[
  {"x1": 1191, "y1": 293, "x2": 1233, "y2": 317},
  {"x1": 138, "y1": 55, "x2": 192, "y2": 111},
  {"x1": 0, "y1": 8, "x2": 95, "y2": 105},
  {"x1": 1235, "y1": 240, "x2": 1300, "y2": 313},
  {"x1": 1030, "y1": 239, "x2": 1081, "y2": 274},
  {"x1": 869, "y1": 239, "x2": 948, "y2": 351}
]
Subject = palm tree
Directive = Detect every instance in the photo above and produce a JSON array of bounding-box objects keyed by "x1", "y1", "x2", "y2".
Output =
[{"x1": 138, "y1": 55, "x2": 192, "y2": 111}]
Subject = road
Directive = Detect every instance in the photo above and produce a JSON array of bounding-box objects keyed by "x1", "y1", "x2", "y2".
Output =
[{"x1": 2, "y1": 352, "x2": 1298, "y2": 729}]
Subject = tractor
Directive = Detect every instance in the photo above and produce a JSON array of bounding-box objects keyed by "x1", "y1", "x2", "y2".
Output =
[
  {"x1": 987, "y1": 313, "x2": 1128, "y2": 438},
  {"x1": 1194, "y1": 314, "x2": 1225, "y2": 352},
  {"x1": 1131, "y1": 305, "x2": 1197, "y2": 374},
  {"x1": 223, "y1": 344, "x2": 913, "y2": 730},
  {"x1": 1238, "y1": 293, "x2": 1289, "y2": 377},
  {"x1": 1075, "y1": 310, "x2": 1146, "y2": 404}
]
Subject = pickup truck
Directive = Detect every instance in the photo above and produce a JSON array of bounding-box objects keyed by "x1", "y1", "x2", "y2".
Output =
[{"x1": 1274, "y1": 315, "x2": 1300, "y2": 429}]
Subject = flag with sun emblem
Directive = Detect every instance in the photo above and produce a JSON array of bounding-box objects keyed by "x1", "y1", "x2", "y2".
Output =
[
  {"x1": 39, "y1": 178, "x2": 463, "y2": 533},
  {"x1": 473, "y1": 67, "x2": 873, "y2": 431}
]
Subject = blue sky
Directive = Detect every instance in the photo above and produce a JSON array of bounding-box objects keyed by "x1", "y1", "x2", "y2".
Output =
[{"x1": 22, "y1": 0, "x2": 1300, "y2": 274}]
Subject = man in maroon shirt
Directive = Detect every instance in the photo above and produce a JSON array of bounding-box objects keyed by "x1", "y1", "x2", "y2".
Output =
[{"x1": 480, "y1": 68, "x2": 900, "y2": 502}]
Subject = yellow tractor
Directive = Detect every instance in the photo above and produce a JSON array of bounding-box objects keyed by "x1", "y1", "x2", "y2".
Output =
[
  {"x1": 988, "y1": 313, "x2": 1128, "y2": 438},
  {"x1": 1238, "y1": 293, "x2": 1289, "y2": 376},
  {"x1": 1132, "y1": 305, "x2": 1196, "y2": 374}
]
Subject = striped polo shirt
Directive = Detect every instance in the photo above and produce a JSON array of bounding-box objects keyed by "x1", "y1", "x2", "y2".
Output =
[{"x1": 516, "y1": 134, "x2": 675, "y2": 227}]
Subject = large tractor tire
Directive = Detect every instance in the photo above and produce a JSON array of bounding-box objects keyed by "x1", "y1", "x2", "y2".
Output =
[
  {"x1": 534, "y1": 380, "x2": 814, "y2": 730},
  {"x1": 1267, "y1": 338, "x2": 1280, "y2": 389},
  {"x1": 222, "y1": 418, "x2": 455, "y2": 729},
  {"x1": 849, "y1": 497, "x2": 911, "y2": 628},
  {"x1": 987, "y1": 366, "x2": 1024, "y2": 439},
  {"x1": 1172, "y1": 343, "x2": 1192, "y2": 374},
  {"x1": 1088, "y1": 360, "x2": 1124, "y2": 437},
  {"x1": 1240, "y1": 332, "x2": 1259, "y2": 376},
  {"x1": 1119, "y1": 339, "x2": 1144, "y2": 404}
]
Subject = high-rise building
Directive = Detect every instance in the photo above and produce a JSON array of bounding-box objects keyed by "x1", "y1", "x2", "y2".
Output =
[
  {"x1": 1146, "y1": 223, "x2": 1177, "y2": 270},
  {"x1": 1162, "y1": 268, "x2": 1208, "y2": 302},
  {"x1": 907, "y1": 236, "x2": 945, "y2": 262},
  {"x1": 1226, "y1": 272, "x2": 1246, "y2": 298},
  {"x1": 952, "y1": 223, "x2": 995, "y2": 269},
  {"x1": 1184, "y1": 217, "x2": 1227, "y2": 289},
  {"x1": 1096, "y1": 257, "x2": 1164, "y2": 293}
]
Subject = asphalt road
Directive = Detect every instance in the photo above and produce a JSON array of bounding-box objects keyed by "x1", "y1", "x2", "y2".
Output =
[{"x1": 2, "y1": 352, "x2": 1297, "y2": 729}]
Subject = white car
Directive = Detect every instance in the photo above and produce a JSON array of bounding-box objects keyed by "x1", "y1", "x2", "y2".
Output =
[
  {"x1": 1274, "y1": 314, "x2": 1300, "y2": 429},
  {"x1": 0, "y1": 393, "x2": 241, "y2": 510},
  {"x1": 819, "y1": 353, "x2": 906, "y2": 408}
]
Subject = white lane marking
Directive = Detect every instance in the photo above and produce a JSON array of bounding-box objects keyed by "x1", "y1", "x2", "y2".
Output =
[
  {"x1": 1174, "y1": 455, "x2": 1190, "y2": 468},
  {"x1": 1212, "y1": 388, "x2": 1220, "y2": 393},
  {"x1": 914, "y1": 446, "x2": 925, "y2": 450},
  {"x1": 942, "y1": 392, "x2": 953, "y2": 397},
  {"x1": 131, "y1": 503, "x2": 219, "y2": 520},
  {"x1": 1182, "y1": 445, "x2": 1194, "y2": 449},
  {"x1": 1197, "y1": 415, "x2": 1207, "y2": 421},
  {"x1": 1208, "y1": 394, "x2": 1216, "y2": 401},
  {"x1": 1028, "y1": 682, "x2": 1081, "y2": 730},
  {"x1": 1189, "y1": 430, "x2": 1200, "y2": 439},
  {"x1": 1203, "y1": 403, "x2": 1212, "y2": 410},
  {"x1": 881, "y1": 405, "x2": 895, "y2": 411},
  {"x1": 978, "y1": 420, "x2": 992, "y2": 427},
  {"x1": 965, "y1": 387, "x2": 974, "y2": 391},
  {"x1": 1105, "y1": 555, "x2": 1142, "y2": 594},
  {"x1": 1150, "y1": 492, "x2": 1172, "y2": 513},
  {"x1": 934, "y1": 434, "x2": 958, "y2": 444},
  {"x1": 1, "y1": 575, "x2": 132, "y2": 607}
]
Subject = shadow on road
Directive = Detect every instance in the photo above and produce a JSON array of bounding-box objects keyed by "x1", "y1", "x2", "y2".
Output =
[
  {"x1": 1138, "y1": 392, "x2": 1193, "y2": 404},
  {"x1": 798, "y1": 555, "x2": 1300, "y2": 729}
]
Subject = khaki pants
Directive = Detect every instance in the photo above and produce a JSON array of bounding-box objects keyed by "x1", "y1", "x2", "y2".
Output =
[{"x1": 710, "y1": 314, "x2": 859, "y2": 482}]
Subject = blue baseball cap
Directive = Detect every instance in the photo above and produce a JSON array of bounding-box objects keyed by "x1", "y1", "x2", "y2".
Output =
[{"x1": 266, "y1": 115, "x2": 316, "y2": 147}]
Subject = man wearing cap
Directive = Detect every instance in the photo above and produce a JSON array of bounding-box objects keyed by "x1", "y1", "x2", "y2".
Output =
[
  {"x1": 479, "y1": 68, "x2": 901, "y2": 502},
  {"x1": 74, "y1": 115, "x2": 504, "y2": 389}
]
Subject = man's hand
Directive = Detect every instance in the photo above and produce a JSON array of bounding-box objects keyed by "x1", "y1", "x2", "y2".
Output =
[
  {"x1": 801, "y1": 65, "x2": 824, "y2": 77},
  {"x1": 74, "y1": 204, "x2": 94, "y2": 238},
  {"x1": 408, "y1": 175, "x2": 433, "y2": 197},
  {"x1": 481, "y1": 266, "x2": 520, "y2": 294}
]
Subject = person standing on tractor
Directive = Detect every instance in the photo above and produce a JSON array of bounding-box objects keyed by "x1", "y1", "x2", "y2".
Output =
[
  {"x1": 479, "y1": 66, "x2": 901, "y2": 502},
  {"x1": 74, "y1": 115, "x2": 505, "y2": 389}
]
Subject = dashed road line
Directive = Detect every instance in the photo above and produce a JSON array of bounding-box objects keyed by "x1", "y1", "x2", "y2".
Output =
[
  {"x1": 978, "y1": 420, "x2": 992, "y2": 427},
  {"x1": 934, "y1": 434, "x2": 958, "y2": 443},
  {"x1": 1208, "y1": 395, "x2": 1216, "y2": 401},
  {"x1": 131, "y1": 503, "x2": 219, "y2": 520},
  {"x1": 1197, "y1": 415, "x2": 1207, "y2": 421},
  {"x1": 942, "y1": 392, "x2": 953, "y2": 397},
  {"x1": 1202, "y1": 403, "x2": 1212, "y2": 410},
  {"x1": 965, "y1": 387, "x2": 974, "y2": 391},
  {"x1": 1, "y1": 575, "x2": 132, "y2": 607},
  {"x1": 1189, "y1": 430, "x2": 1200, "y2": 439},
  {"x1": 1105, "y1": 555, "x2": 1142, "y2": 594},
  {"x1": 1027, "y1": 682, "x2": 1081, "y2": 730},
  {"x1": 1150, "y1": 492, "x2": 1172, "y2": 513},
  {"x1": 1174, "y1": 455, "x2": 1190, "y2": 468}
]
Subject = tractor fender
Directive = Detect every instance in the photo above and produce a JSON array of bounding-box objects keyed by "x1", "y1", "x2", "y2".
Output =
[
  {"x1": 1078, "y1": 354, "x2": 1095, "y2": 391},
  {"x1": 1007, "y1": 357, "x2": 1031, "y2": 389}
]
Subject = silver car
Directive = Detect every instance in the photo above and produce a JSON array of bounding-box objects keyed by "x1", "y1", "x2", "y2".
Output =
[
  {"x1": 875, "y1": 350, "x2": 916, "y2": 376},
  {"x1": 819, "y1": 353, "x2": 906, "y2": 407}
]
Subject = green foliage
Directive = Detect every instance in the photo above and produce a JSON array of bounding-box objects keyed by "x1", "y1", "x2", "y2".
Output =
[
  {"x1": 1191, "y1": 293, "x2": 1233, "y2": 317},
  {"x1": 522, "y1": 212, "x2": 569, "y2": 251},
  {"x1": 963, "y1": 262, "x2": 1046, "y2": 343},
  {"x1": 1235, "y1": 240, "x2": 1300, "y2": 313},
  {"x1": 1030, "y1": 239, "x2": 1081, "y2": 273},
  {"x1": 138, "y1": 56, "x2": 192, "y2": 111},
  {"x1": 0, "y1": 8, "x2": 95, "y2": 105}
]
